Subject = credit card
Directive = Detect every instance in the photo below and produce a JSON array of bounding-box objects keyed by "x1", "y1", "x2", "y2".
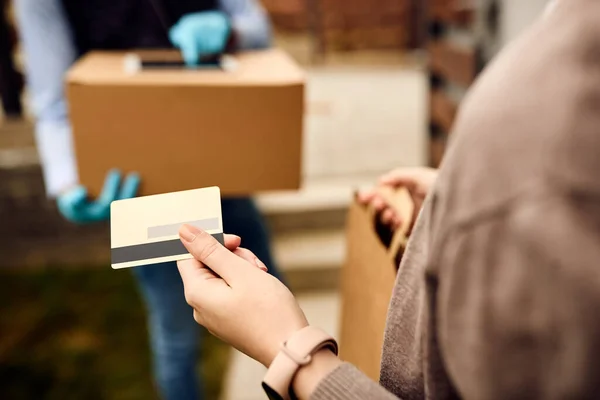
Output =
[{"x1": 110, "y1": 186, "x2": 223, "y2": 269}]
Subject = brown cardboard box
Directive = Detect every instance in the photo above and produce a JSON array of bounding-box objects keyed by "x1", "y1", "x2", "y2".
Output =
[
  {"x1": 339, "y1": 188, "x2": 413, "y2": 381},
  {"x1": 66, "y1": 49, "x2": 304, "y2": 197}
]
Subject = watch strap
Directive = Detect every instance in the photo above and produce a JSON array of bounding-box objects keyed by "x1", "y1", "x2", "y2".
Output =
[{"x1": 263, "y1": 326, "x2": 338, "y2": 400}]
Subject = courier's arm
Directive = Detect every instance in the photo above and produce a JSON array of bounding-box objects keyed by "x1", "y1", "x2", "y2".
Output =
[
  {"x1": 219, "y1": 0, "x2": 272, "y2": 50},
  {"x1": 15, "y1": 0, "x2": 139, "y2": 222},
  {"x1": 14, "y1": 0, "x2": 78, "y2": 197}
]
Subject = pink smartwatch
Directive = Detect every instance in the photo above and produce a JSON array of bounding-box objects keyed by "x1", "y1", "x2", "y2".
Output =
[{"x1": 262, "y1": 326, "x2": 338, "y2": 400}]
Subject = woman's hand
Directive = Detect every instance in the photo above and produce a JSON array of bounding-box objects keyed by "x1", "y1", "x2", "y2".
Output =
[
  {"x1": 177, "y1": 224, "x2": 309, "y2": 367},
  {"x1": 358, "y1": 167, "x2": 438, "y2": 233}
]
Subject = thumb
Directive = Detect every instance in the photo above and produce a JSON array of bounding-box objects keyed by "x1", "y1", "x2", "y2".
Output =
[
  {"x1": 179, "y1": 224, "x2": 249, "y2": 285},
  {"x1": 177, "y1": 257, "x2": 210, "y2": 285},
  {"x1": 177, "y1": 257, "x2": 230, "y2": 310},
  {"x1": 57, "y1": 185, "x2": 88, "y2": 222}
]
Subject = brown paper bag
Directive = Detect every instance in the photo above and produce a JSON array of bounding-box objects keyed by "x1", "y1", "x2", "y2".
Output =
[{"x1": 339, "y1": 187, "x2": 413, "y2": 381}]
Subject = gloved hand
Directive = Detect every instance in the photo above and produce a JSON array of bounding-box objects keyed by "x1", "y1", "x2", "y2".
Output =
[
  {"x1": 57, "y1": 169, "x2": 140, "y2": 224},
  {"x1": 169, "y1": 11, "x2": 231, "y2": 67}
]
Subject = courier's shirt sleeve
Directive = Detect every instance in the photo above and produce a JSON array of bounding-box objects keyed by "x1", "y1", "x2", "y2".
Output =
[
  {"x1": 15, "y1": 0, "x2": 79, "y2": 197},
  {"x1": 219, "y1": 0, "x2": 272, "y2": 50}
]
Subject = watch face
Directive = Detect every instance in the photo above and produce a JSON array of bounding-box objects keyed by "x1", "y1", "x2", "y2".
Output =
[{"x1": 262, "y1": 382, "x2": 284, "y2": 400}]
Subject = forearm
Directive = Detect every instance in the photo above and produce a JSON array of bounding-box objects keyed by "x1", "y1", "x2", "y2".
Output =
[
  {"x1": 230, "y1": 12, "x2": 271, "y2": 50},
  {"x1": 34, "y1": 120, "x2": 78, "y2": 197},
  {"x1": 15, "y1": 0, "x2": 79, "y2": 196}
]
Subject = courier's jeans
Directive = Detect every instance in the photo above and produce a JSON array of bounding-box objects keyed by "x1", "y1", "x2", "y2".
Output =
[{"x1": 132, "y1": 197, "x2": 281, "y2": 400}]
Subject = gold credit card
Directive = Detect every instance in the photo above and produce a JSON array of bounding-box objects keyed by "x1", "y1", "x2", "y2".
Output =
[{"x1": 110, "y1": 186, "x2": 223, "y2": 269}]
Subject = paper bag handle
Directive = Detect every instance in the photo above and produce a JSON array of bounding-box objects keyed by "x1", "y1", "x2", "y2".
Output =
[{"x1": 369, "y1": 186, "x2": 414, "y2": 266}]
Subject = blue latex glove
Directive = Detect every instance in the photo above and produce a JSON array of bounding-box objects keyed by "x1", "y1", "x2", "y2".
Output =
[
  {"x1": 57, "y1": 169, "x2": 140, "y2": 224},
  {"x1": 169, "y1": 11, "x2": 231, "y2": 67}
]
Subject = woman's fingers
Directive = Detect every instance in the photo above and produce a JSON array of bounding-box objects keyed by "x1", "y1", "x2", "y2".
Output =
[
  {"x1": 359, "y1": 191, "x2": 405, "y2": 229},
  {"x1": 356, "y1": 189, "x2": 377, "y2": 204},
  {"x1": 357, "y1": 190, "x2": 386, "y2": 212},
  {"x1": 378, "y1": 168, "x2": 419, "y2": 190},
  {"x1": 177, "y1": 257, "x2": 229, "y2": 309},
  {"x1": 191, "y1": 232, "x2": 266, "y2": 272},
  {"x1": 371, "y1": 195, "x2": 386, "y2": 212},
  {"x1": 378, "y1": 207, "x2": 404, "y2": 230},
  {"x1": 223, "y1": 235, "x2": 267, "y2": 272},
  {"x1": 380, "y1": 207, "x2": 395, "y2": 225},
  {"x1": 233, "y1": 248, "x2": 268, "y2": 272},
  {"x1": 358, "y1": 168, "x2": 438, "y2": 236},
  {"x1": 224, "y1": 234, "x2": 241, "y2": 251},
  {"x1": 392, "y1": 214, "x2": 404, "y2": 230}
]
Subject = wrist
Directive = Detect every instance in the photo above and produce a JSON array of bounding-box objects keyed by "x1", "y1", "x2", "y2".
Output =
[
  {"x1": 262, "y1": 326, "x2": 338, "y2": 400},
  {"x1": 292, "y1": 348, "x2": 342, "y2": 399},
  {"x1": 262, "y1": 320, "x2": 309, "y2": 367},
  {"x1": 58, "y1": 184, "x2": 80, "y2": 197}
]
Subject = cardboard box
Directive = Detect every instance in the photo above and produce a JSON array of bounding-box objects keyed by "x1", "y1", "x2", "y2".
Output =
[
  {"x1": 339, "y1": 188, "x2": 413, "y2": 381},
  {"x1": 67, "y1": 49, "x2": 304, "y2": 197}
]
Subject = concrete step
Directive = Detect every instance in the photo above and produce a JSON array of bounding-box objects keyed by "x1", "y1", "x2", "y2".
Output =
[
  {"x1": 275, "y1": 228, "x2": 345, "y2": 271},
  {"x1": 257, "y1": 177, "x2": 380, "y2": 292},
  {"x1": 273, "y1": 228, "x2": 345, "y2": 292},
  {"x1": 257, "y1": 173, "x2": 378, "y2": 232}
]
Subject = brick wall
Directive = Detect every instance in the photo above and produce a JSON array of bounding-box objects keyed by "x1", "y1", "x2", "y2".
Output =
[
  {"x1": 426, "y1": 0, "x2": 551, "y2": 167},
  {"x1": 316, "y1": 0, "x2": 411, "y2": 52},
  {"x1": 261, "y1": 0, "x2": 414, "y2": 52},
  {"x1": 261, "y1": 0, "x2": 308, "y2": 31},
  {"x1": 427, "y1": 0, "x2": 483, "y2": 167}
]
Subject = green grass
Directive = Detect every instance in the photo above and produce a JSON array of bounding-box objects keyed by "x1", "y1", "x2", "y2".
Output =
[{"x1": 0, "y1": 268, "x2": 230, "y2": 400}]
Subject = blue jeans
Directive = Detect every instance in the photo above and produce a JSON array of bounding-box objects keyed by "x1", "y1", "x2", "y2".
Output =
[{"x1": 132, "y1": 197, "x2": 281, "y2": 400}]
